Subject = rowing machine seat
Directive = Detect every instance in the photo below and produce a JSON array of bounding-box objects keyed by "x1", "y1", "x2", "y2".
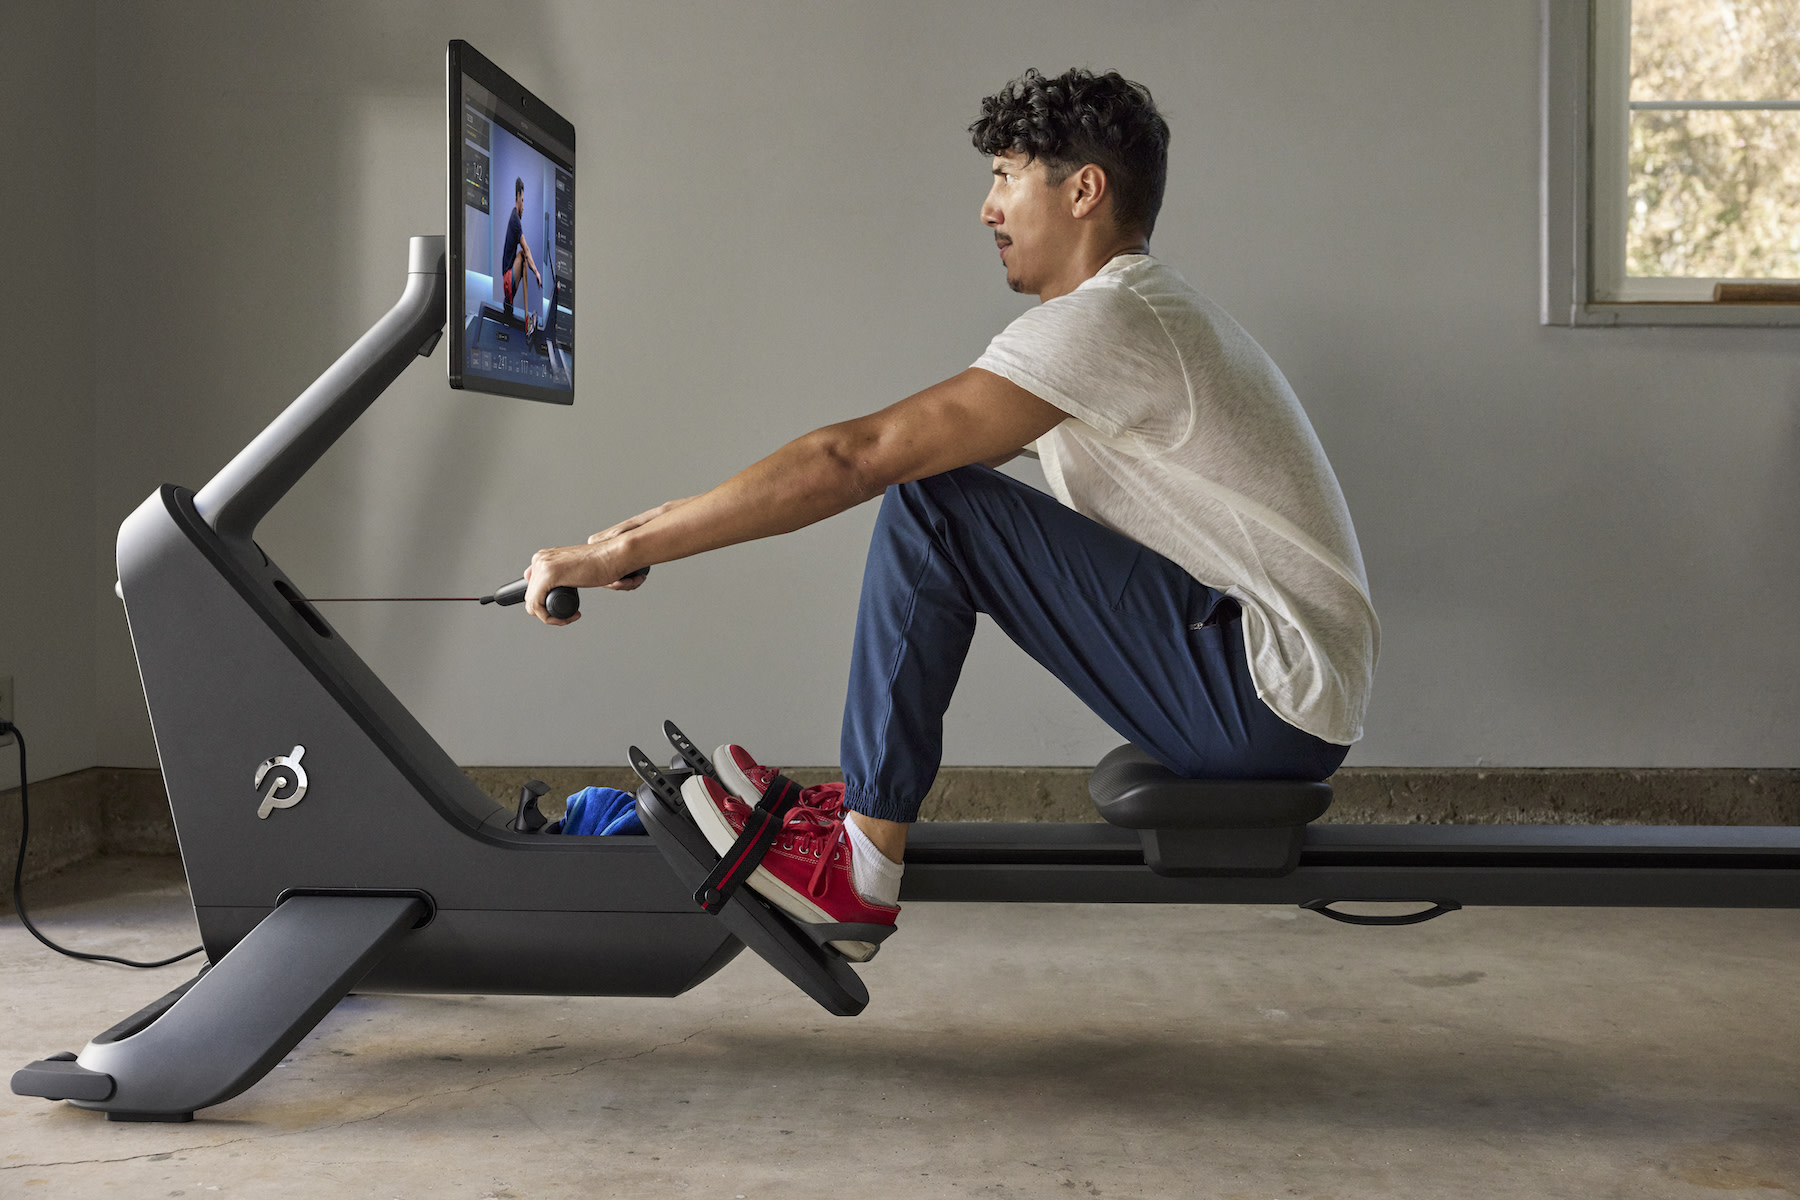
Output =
[{"x1": 1088, "y1": 745, "x2": 1333, "y2": 877}]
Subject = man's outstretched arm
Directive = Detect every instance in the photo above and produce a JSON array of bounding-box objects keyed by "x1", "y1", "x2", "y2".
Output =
[{"x1": 522, "y1": 367, "x2": 1064, "y2": 622}]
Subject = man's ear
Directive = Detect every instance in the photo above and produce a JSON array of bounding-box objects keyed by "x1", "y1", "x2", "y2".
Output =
[{"x1": 1067, "y1": 163, "x2": 1110, "y2": 221}]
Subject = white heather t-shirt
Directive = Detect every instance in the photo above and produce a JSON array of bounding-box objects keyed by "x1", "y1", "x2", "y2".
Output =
[{"x1": 972, "y1": 255, "x2": 1378, "y2": 746}]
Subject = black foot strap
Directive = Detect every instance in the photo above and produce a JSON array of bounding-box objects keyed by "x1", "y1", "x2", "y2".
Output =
[{"x1": 693, "y1": 773, "x2": 804, "y2": 914}]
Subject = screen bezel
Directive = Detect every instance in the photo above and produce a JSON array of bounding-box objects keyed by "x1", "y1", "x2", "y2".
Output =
[{"x1": 447, "y1": 40, "x2": 576, "y2": 405}]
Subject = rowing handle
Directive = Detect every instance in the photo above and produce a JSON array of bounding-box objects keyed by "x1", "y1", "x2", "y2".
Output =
[{"x1": 482, "y1": 578, "x2": 580, "y2": 620}]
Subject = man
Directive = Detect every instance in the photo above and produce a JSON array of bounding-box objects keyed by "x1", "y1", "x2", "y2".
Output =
[
  {"x1": 501, "y1": 176, "x2": 543, "y2": 333},
  {"x1": 523, "y1": 69, "x2": 1378, "y2": 959}
]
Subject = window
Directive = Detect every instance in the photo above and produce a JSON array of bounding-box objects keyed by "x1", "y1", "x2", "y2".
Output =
[{"x1": 1543, "y1": 0, "x2": 1800, "y2": 325}]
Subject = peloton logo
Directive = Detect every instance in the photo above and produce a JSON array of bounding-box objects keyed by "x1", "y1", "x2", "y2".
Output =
[{"x1": 254, "y1": 745, "x2": 309, "y2": 819}]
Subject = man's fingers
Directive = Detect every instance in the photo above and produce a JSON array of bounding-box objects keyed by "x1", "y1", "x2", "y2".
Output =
[
  {"x1": 523, "y1": 543, "x2": 641, "y2": 622},
  {"x1": 521, "y1": 561, "x2": 548, "y2": 622},
  {"x1": 523, "y1": 554, "x2": 571, "y2": 626}
]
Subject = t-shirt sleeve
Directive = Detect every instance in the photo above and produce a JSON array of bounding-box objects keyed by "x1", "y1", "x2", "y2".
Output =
[{"x1": 972, "y1": 283, "x2": 1179, "y2": 444}]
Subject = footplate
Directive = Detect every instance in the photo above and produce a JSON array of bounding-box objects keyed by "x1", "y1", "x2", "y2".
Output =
[{"x1": 631, "y1": 725, "x2": 872, "y2": 1016}]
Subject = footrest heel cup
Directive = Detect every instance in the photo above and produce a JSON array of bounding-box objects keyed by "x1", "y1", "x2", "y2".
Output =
[
  {"x1": 795, "y1": 920, "x2": 898, "y2": 958},
  {"x1": 730, "y1": 899, "x2": 895, "y2": 962}
]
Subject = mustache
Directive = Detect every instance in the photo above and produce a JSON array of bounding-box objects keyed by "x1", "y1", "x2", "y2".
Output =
[{"x1": 994, "y1": 234, "x2": 1012, "y2": 248}]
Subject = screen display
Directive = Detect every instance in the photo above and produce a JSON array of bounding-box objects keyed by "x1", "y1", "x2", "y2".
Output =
[{"x1": 449, "y1": 43, "x2": 575, "y2": 404}]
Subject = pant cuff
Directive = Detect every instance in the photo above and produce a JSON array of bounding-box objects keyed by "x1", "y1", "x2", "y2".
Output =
[{"x1": 842, "y1": 782, "x2": 920, "y2": 824}]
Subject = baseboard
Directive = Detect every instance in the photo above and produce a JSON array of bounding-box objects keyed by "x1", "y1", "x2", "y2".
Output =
[
  {"x1": 1, "y1": 768, "x2": 178, "y2": 895},
  {"x1": 465, "y1": 764, "x2": 1800, "y2": 826},
  {"x1": 7, "y1": 764, "x2": 1797, "y2": 893}
]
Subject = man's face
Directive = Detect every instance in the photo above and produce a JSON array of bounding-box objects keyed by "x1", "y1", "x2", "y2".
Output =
[
  {"x1": 515, "y1": 190, "x2": 525, "y2": 217},
  {"x1": 980, "y1": 152, "x2": 1076, "y2": 296}
]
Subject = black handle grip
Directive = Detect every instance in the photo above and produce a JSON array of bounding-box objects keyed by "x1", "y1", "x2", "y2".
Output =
[{"x1": 481, "y1": 578, "x2": 580, "y2": 619}]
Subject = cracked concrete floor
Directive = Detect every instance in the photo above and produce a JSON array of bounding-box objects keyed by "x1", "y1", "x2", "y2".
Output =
[{"x1": 2, "y1": 854, "x2": 1797, "y2": 1199}]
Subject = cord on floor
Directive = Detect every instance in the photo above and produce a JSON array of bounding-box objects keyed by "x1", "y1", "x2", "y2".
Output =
[{"x1": 3, "y1": 720, "x2": 204, "y2": 969}]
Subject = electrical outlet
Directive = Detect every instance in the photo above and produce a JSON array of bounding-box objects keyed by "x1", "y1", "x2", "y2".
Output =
[{"x1": 0, "y1": 675, "x2": 13, "y2": 747}]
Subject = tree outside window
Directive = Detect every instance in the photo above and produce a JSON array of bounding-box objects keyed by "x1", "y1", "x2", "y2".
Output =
[{"x1": 1627, "y1": 0, "x2": 1800, "y2": 282}]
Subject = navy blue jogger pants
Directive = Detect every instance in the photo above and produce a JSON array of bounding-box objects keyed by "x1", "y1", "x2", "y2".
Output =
[{"x1": 839, "y1": 465, "x2": 1347, "y2": 823}]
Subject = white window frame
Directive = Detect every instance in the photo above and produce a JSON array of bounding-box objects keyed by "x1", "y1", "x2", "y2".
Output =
[{"x1": 1542, "y1": 0, "x2": 1800, "y2": 326}]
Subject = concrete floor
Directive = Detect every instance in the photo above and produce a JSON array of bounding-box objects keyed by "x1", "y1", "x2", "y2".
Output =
[{"x1": 2, "y1": 856, "x2": 1797, "y2": 1199}]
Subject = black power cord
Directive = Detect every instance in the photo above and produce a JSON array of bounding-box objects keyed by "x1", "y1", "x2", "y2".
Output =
[{"x1": 3, "y1": 719, "x2": 204, "y2": 968}]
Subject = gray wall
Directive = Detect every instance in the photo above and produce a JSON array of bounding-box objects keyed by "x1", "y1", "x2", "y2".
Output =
[
  {"x1": 13, "y1": 0, "x2": 1796, "y2": 786},
  {"x1": 0, "y1": 6, "x2": 97, "y2": 790}
]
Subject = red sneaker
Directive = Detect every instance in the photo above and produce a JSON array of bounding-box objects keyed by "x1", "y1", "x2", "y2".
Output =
[
  {"x1": 681, "y1": 772, "x2": 897, "y2": 961},
  {"x1": 713, "y1": 744, "x2": 845, "y2": 815}
]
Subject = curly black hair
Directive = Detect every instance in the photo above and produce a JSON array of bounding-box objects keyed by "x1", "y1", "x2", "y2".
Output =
[{"x1": 970, "y1": 68, "x2": 1170, "y2": 238}]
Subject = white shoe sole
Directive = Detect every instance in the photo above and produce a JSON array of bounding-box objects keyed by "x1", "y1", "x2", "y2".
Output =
[
  {"x1": 681, "y1": 773, "x2": 878, "y2": 962},
  {"x1": 713, "y1": 746, "x2": 761, "y2": 807}
]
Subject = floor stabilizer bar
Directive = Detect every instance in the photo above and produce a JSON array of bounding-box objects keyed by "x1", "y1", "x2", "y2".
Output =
[{"x1": 11, "y1": 894, "x2": 427, "y2": 1121}]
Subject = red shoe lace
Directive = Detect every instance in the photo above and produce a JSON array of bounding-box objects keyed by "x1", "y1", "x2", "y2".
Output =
[
  {"x1": 776, "y1": 801, "x2": 851, "y2": 899},
  {"x1": 799, "y1": 781, "x2": 846, "y2": 812},
  {"x1": 749, "y1": 765, "x2": 845, "y2": 815}
]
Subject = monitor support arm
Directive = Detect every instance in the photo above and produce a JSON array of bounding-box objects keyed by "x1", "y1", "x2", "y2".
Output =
[{"x1": 193, "y1": 236, "x2": 447, "y2": 553}]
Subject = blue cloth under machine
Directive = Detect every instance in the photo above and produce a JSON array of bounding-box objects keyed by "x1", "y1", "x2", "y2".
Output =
[{"x1": 555, "y1": 786, "x2": 645, "y2": 836}]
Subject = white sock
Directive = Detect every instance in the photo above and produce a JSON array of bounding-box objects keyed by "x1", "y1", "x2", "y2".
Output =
[{"x1": 843, "y1": 813, "x2": 904, "y2": 907}]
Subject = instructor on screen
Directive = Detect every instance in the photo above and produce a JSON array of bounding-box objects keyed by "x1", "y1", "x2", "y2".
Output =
[{"x1": 502, "y1": 176, "x2": 543, "y2": 333}]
